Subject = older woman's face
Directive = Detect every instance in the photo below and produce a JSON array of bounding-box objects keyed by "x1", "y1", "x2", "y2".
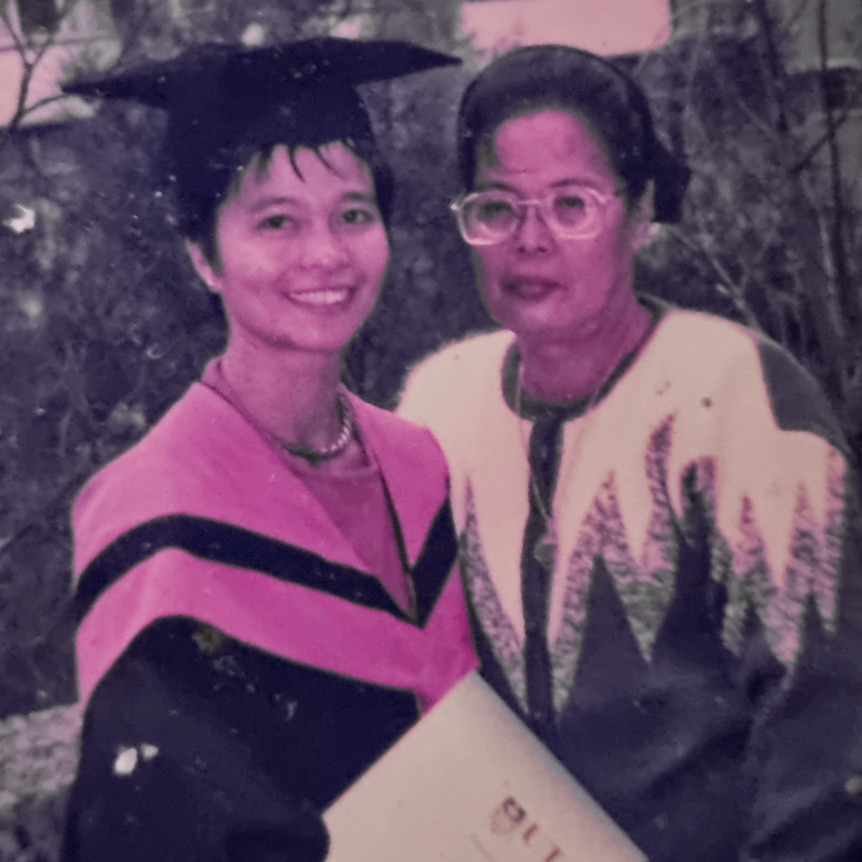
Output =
[
  {"x1": 189, "y1": 143, "x2": 389, "y2": 356},
  {"x1": 471, "y1": 109, "x2": 647, "y2": 346}
]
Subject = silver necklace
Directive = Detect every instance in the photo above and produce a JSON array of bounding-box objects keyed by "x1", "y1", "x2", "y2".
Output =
[{"x1": 280, "y1": 392, "x2": 355, "y2": 466}]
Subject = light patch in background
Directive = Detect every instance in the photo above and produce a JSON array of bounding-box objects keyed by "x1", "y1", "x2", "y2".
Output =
[
  {"x1": 331, "y1": 14, "x2": 367, "y2": 40},
  {"x1": 16, "y1": 291, "x2": 44, "y2": 324},
  {"x1": 240, "y1": 22, "x2": 267, "y2": 47},
  {"x1": 459, "y1": 0, "x2": 672, "y2": 57},
  {"x1": 4, "y1": 203, "x2": 36, "y2": 234}
]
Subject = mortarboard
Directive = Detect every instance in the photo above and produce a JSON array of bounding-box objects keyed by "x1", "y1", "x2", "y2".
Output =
[{"x1": 63, "y1": 38, "x2": 460, "y2": 235}]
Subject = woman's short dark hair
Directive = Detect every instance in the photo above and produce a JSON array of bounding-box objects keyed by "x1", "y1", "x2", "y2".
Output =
[
  {"x1": 64, "y1": 39, "x2": 456, "y2": 264},
  {"x1": 177, "y1": 133, "x2": 394, "y2": 266},
  {"x1": 457, "y1": 44, "x2": 689, "y2": 222}
]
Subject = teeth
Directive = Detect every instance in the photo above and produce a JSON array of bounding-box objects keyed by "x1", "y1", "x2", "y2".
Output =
[{"x1": 289, "y1": 288, "x2": 351, "y2": 307}]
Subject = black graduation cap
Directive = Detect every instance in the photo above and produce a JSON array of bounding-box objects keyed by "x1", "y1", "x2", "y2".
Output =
[{"x1": 63, "y1": 37, "x2": 460, "y2": 235}]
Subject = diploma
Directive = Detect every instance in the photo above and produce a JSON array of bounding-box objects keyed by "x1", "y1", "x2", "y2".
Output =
[{"x1": 324, "y1": 672, "x2": 646, "y2": 861}]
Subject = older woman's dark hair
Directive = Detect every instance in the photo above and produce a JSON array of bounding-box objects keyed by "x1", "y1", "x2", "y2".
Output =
[{"x1": 457, "y1": 45, "x2": 690, "y2": 223}]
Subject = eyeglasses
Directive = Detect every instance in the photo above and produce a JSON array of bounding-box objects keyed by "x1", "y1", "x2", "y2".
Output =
[{"x1": 450, "y1": 186, "x2": 619, "y2": 246}]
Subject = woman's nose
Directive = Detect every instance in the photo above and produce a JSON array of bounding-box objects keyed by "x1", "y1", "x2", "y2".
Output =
[
  {"x1": 299, "y1": 223, "x2": 350, "y2": 270},
  {"x1": 515, "y1": 203, "x2": 554, "y2": 254}
]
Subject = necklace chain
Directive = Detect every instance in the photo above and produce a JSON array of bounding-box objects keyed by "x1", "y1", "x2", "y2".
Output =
[
  {"x1": 515, "y1": 337, "x2": 635, "y2": 573},
  {"x1": 280, "y1": 391, "x2": 355, "y2": 466}
]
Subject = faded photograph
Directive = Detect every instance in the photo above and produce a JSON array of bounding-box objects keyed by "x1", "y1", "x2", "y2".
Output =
[{"x1": 1, "y1": 1, "x2": 861, "y2": 860}]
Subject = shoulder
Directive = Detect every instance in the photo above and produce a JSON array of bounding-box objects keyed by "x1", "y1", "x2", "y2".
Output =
[
  {"x1": 399, "y1": 330, "x2": 513, "y2": 421},
  {"x1": 650, "y1": 303, "x2": 803, "y2": 383},
  {"x1": 72, "y1": 384, "x2": 266, "y2": 570},
  {"x1": 406, "y1": 329, "x2": 514, "y2": 382},
  {"x1": 76, "y1": 385, "x2": 222, "y2": 503},
  {"x1": 644, "y1": 304, "x2": 846, "y2": 452},
  {"x1": 749, "y1": 333, "x2": 846, "y2": 453},
  {"x1": 647, "y1": 304, "x2": 762, "y2": 367}
]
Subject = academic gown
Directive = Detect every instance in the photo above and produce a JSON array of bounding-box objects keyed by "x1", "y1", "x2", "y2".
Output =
[{"x1": 62, "y1": 382, "x2": 478, "y2": 862}]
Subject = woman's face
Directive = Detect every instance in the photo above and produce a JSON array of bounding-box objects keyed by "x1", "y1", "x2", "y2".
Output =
[
  {"x1": 470, "y1": 109, "x2": 648, "y2": 346},
  {"x1": 190, "y1": 143, "x2": 389, "y2": 356}
]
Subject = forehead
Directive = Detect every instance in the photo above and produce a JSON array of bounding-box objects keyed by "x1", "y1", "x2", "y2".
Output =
[
  {"x1": 477, "y1": 109, "x2": 614, "y2": 186},
  {"x1": 234, "y1": 142, "x2": 374, "y2": 202}
]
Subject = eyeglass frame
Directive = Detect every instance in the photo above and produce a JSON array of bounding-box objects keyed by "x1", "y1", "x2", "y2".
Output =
[{"x1": 449, "y1": 185, "x2": 623, "y2": 246}]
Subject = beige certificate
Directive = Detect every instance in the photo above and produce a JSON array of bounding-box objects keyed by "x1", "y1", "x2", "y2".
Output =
[{"x1": 324, "y1": 672, "x2": 646, "y2": 861}]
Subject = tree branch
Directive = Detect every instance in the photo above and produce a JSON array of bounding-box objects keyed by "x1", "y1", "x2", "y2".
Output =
[
  {"x1": 815, "y1": 0, "x2": 854, "y2": 325},
  {"x1": 664, "y1": 224, "x2": 763, "y2": 330},
  {"x1": 752, "y1": 0, "x2": 791, "y2": 136},
  {"x1": 790, "y1": 74, "x2": 862, "y2": 174}
]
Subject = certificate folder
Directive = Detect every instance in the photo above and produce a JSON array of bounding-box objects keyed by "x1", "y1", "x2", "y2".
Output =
[{"x1": 324, "y1": 672, "x2": 646, "y2": 861}]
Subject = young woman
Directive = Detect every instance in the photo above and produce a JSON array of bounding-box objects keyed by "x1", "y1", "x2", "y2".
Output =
[
  {"x1": 401, "y1": 44, "x2": 862, "y2": 862},
  {"x1": 61, "y1": 38, "x2": 477, "y2": 861}
]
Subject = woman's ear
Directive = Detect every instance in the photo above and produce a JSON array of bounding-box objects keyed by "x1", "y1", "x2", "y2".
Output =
[
  {"x1": 629, "y1": 181, "x2": 660, "y2": 251},
  {"x1": 186, "y1": 241, "x2": 221, "y2": 293}
]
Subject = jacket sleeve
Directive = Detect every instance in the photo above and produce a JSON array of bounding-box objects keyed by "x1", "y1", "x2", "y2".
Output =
[
  {"x1": 729, "y1": 340, "x2": 862, "y2": 859},
  {"x1": 740, "y1": 469, "x2": 862, "y2": 860},
  {"x1": 62, "y1": 623, "x2": 329, "y2": 862}
]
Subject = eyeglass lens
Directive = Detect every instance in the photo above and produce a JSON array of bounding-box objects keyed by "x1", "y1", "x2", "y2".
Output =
[{"x1": 459, "y1": 189, "x2": 603, "y2": 243}]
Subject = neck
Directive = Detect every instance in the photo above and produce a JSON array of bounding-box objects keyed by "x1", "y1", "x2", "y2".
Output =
[
  {"x1": 519, "y1": 297, "x2": 652, "y2": 403},
  {"x1": 219, "y1": 334, "x2": 345, "y2": 451}
]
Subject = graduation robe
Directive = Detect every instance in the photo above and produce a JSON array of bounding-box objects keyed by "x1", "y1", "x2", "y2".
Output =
[{"x1": 62, "y1": 382, "x2": 478, "y2": 862}]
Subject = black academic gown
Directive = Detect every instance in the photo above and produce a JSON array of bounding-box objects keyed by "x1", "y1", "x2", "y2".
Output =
[{"x1": 62, "y1": 384, "x2": 478, "y2": 862}]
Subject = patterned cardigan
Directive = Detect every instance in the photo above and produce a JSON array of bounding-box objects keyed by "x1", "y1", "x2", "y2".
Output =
[{"x1": 400, "y1": 300, "x2": 862, "y2": 862}]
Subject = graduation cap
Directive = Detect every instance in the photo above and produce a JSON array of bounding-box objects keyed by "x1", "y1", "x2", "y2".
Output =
[{"x1": 63, "y1": 38, "x2": 460, "y2": 237}]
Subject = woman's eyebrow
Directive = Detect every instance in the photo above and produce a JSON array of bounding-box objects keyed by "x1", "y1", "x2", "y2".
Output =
[
  {"x1": 475, "y1": 177, "x2": 604, "y2": 193},
  {"x1": 246, "y1": 191, "x2": 376, "y2": 212},
  {"x1": 475, "y1": 179, "x2": 517, "y2": 192},
  {"x1": 341, "y1": 191, "x2": 377, "y2": 203},
  {"x1": 247, "y1": 195, "x2": 301, "y2": 213},
  {"x1": 549, "y1": 177, "x2": 604, "y2": 190}
]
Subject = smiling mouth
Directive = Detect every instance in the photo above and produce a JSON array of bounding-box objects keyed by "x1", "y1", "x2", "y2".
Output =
[{"x1": 285, "y1": 286, "x2": 356, "y2": 309}]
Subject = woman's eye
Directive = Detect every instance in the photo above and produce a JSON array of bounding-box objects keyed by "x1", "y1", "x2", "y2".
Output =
[
  {"x1": 477, "y1": 200, "x2": 516, "y2": 224},
  {"x1": 260, "y1": 214, "x2": 289, "y2": 230},
  {"x1": 556, "y1": 195, "x2": 586, "y2": 211},
  {"x1": 553, "y1": 194, "x2": 589, "y2": 225},
  {"x1": 341, "y1": 207, "x2": 377, "y2": 226}
]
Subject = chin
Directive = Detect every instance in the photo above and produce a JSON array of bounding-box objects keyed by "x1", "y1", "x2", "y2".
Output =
[
  {"x1": 496, "y1": 306, "x2": 567, "y2": 336},
  {"x1": 254, "y1": 325, "x2": 351, "y2": 355}
]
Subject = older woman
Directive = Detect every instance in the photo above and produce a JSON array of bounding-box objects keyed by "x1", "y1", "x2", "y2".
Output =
[
  {"x1": 401, "y1": 45, "x2": 862, "y2": 862},
  {"x1": 61, "y1": 39, "x2": 477, "y2": 862}
]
